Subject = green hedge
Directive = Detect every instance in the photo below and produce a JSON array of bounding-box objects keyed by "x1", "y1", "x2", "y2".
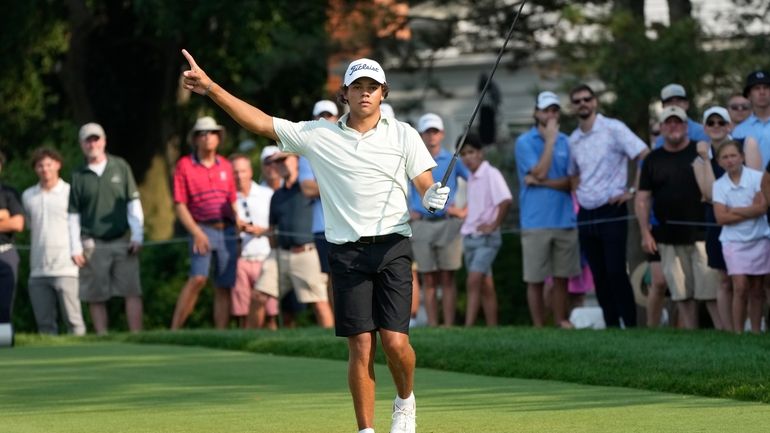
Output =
[{"x1": 11, "y1": 232, "x2": 529, "y2": 333}]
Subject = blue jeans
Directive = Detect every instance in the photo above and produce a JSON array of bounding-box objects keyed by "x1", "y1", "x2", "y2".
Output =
[{"x1": 189, "y1": 225, "x2": 237, "y2": 289}]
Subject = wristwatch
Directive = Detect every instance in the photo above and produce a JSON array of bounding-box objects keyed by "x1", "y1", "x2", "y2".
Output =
[{"x1": 627, "y1": 187, "x2": 637, "y2": 195}]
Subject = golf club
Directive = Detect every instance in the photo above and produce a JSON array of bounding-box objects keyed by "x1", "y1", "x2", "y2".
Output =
[{"x1": 430, "y1": 0, "x2": 526, "y2": 212}]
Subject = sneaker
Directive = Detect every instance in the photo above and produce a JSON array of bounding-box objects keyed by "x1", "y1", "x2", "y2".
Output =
[{"x1": 390, "y1": 400, "x2": 416, "y2": 433}]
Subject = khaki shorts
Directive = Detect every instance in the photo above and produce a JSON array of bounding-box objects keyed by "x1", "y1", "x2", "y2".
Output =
[
  {"x1": 659, "y1": 242, "x2": 718, "y2": 301},
  {"x1": 80, "y1": 236, "x2": 141, "y2": 302},
  {"x1": 256, "y1": 246, "x2": 328, "y2": 303},
  {"x1": 520, "y1": 228, "x2": 581, "y2": 283},
  {"x1": 410, "y1": 218, "x2": 463, "y2": 272}
]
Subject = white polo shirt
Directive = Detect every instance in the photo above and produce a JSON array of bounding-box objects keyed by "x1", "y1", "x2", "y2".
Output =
[
  {"x1": 273, "y1": 114, "x2": 436, "y2": 244},
  {"x1": 22, "y1": 179, "x2": 79, "y2": 278},
  {"x1": 568, "y1": 114, "x2": 647, "y2": 210},
  {"x1": 237, "y1": 181, "x2": 272, "y2": 260},
  {"x1": 713, "y1": 167, "x2": 770, "y2": 242}
]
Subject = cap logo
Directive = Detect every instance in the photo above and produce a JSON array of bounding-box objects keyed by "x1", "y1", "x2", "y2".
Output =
[
  {"x1": 349, "y1": 63, "x2": 380, "y2": 77},
  {"x1": 758, "y1": 72, "x2": 766, "y2": 79}
]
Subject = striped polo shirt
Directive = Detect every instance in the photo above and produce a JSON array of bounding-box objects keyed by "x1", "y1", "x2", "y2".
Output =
[{"x1": 173, "y1": 154, "x2": 237, "y2": 223}]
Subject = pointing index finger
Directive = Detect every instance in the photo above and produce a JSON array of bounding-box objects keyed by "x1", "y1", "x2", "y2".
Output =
[{"x1": 182, "y1": 49, "x2": 199, "y2": 70}]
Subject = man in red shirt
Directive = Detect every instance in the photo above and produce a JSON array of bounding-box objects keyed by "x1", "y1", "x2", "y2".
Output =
[{"x1": 171, "y1": 116, "x2": 239, "y2": 329}]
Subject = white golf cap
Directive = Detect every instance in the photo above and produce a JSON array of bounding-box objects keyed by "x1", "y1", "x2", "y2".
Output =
[
  {"x1": 260, "y1": 145, "x2": 280, "y2": 162},
  {"x1": 380, "y1": 103, "x2": 395, "y2": 118},
  {"x1": 343, "y1": 58, "x2": 386, "y2": 86},
  {"x1": 536, "y1": 91, "x2": 560, "y2": 109},
  {"x1": 312, "y1": 100, "x2": 338, "y2": 117},
  {"x1": 660, "y1": 83, "x2": 687, "y2": 101},
  {"x1": 702, "y1": 106, "x2": 731, "y2": 124},
  {"x1": 79, "y1": 122, "x2": 106, "y2": 141},
  {"x1": 658, "y1": 106, "x2": 687, "y2": 123},
  {"x1": 417, "y1": 113, "x2": 444, "y2": 133}
]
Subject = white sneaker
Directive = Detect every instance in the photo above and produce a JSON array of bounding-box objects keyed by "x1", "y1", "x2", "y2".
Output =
[{"x1": 390, "y1": 400, "x2": 416, "y2": 433}]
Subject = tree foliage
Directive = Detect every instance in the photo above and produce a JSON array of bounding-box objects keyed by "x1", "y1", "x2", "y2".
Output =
[
  {"x1": 2, "y1": 0, "x2": 329, "y2": 332},
  {"x1": 374, "y1": 0, "x2": 770, "y2": 136},
  {"x1": 0, "y1": 0, "x2": 329, "y2": 240}
]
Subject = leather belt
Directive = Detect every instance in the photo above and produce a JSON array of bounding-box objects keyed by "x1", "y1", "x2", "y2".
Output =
[
  {"x1": 200, "y1": 220, "x2": 232, "y2": 230},
  {"x1": 355, "y1": 233, "x2": 404, "y2": 245},
  {"x1": 419, "y1": 215, "x2": 446, "y2": 221},
  {"x1": 283, "y1": 243, "x2": 315, "y2": 254}
]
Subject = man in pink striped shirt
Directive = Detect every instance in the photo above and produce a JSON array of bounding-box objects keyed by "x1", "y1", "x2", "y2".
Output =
[
  {"x1": 171, "y1": 116, "x2": 239, "y2": 329},
  {"x1": 459, "y1": 134, "x2": 512, "y2": 326}
]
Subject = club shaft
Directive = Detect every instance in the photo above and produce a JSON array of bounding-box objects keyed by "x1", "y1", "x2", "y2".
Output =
[{"x1": 438, "y1": 1, "x2": 526, "y2": 189}]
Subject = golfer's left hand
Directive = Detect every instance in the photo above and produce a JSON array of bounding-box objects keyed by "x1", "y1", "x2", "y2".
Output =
[
  {"x1": 181, "y1": 49, "x2": 214, "y2": 95},
  {"x1": 422, "y1": 182, "x2": 450, "y2": 210}
]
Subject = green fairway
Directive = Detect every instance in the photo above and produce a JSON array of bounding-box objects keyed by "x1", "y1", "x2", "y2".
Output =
[{"x1": 1, "y1": 342, "x2": 769, "y2": 433}]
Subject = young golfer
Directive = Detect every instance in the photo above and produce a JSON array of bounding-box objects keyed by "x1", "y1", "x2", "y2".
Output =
[{"x1": 182, "y1": 50, "x2": 449, "y2": 433}]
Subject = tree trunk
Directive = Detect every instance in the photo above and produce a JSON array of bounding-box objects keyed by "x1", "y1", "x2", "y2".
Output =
[
  {"x1": 668, "y1": 0, "x2": 693, "y2": 23},
  {"x1": 60, "y1": 0, "x2": 95, "y2": 123},
  {"x1": 613, "y1": 0, "x2": 645, "y2": 19}
]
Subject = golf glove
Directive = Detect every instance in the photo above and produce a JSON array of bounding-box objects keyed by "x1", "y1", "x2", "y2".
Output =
[{"x1": 422, "y1": 182, "x2": 450, "y2": 210}]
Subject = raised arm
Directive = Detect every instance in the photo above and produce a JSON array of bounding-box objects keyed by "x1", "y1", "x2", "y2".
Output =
[
  {"x1": 691, "y1": 141, "x2": 716, "y2": 202},
  {"x1": 528, "y1": 119, "x2": 558, "y2": 181},
  {"x1": 182, "y1": 49, "x2": 278, "y2": 142}
]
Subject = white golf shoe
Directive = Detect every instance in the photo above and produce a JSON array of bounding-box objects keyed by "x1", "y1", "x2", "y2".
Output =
[{"x1": 390, "y1": 399, "x2": 416, "y2": 433}]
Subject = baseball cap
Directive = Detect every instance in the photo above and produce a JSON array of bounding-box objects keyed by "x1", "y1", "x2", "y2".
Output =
[
  {"x1": 536, "y1": 91, "x2": 560, "y2": 109},
  {"x1": 78, "y1": 123, "x2": 106, "y2": 142},
  {"x1": 743, "y1": 70, "x2": 770, "y2": 97},
  {"x1": 343, "y1": 58, "x2": 386, "y2": 87},
  {"x1": 260, "y1": 145, "x2": 280, "y2": 162},
  {"x1": 312, "y1": 100, "x2": 338, "y2": 117},
  {"x1": 380, "y1": 103, "x2": 395, "y2": 118},
  {"x1": 417, "y1": 113, "x2": 444, "y2": 133},
  {"x1": 658, "y1": 106, "x2": 687, "y2": 123},
  {"x1": 702, "y1": 106, "x2": 731, "y2": 124},
  {"x1": 660, "y1": 83, "x2": 687, "y2": 102}
]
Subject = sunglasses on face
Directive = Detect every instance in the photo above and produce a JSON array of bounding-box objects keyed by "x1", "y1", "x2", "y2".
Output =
[
  {"x1": 729, "y1": 104, "x2": 750, "y2": 111},
  {"x1": 650, "y1": 130, "x2": 660, "y2": 136},
  {"x1": 195, "y1": 130, "x2": 217, "y2": 137},
  {"x1": 706, "y1": 120, "x2": 728, "y2": 127},
  {"x1": 571, "y1": 96, "x2": 594, "y2": 104}
]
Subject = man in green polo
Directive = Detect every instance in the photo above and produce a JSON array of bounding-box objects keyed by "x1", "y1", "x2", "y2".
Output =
[{"x1": 68, "y1": 122, "x2": 144, "y2": 335}]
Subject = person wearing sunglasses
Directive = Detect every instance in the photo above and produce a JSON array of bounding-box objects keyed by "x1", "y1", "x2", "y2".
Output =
[
  {"x1": 567, "y1": 84, "x2": 649, "y2": 328},
  {"x1": 653, "y1": 84, "x2": 709, "y2": 150},
  {"x1": 693, "y1": 106, "x2": 761, "y2": 332},
  {"x1": 636, "y1": 106, "x2": 722, "y2": 330},
  {"x1": 727, "y1": 94, "x2": 752, "y2": 127},
  {"x1": 171, "y1": 116, "x2": 239, "y2": 330},
  {"x1": 733, "y1": 71, "x2": 770, "y2": 169}
]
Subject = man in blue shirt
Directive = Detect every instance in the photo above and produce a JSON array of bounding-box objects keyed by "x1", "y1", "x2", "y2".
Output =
[
  {"x1": 408, "y1": 113, "x2": 469, "y2": 326},
  {"x1": 733, "y1": 71, "x2": 770, "y2": 167},
  {"x1": 515, "y1": 91, "x2": 581, "y2": 328},
  {"x1": 654, "y1": 83, "x2": 708, "y2": 149}
]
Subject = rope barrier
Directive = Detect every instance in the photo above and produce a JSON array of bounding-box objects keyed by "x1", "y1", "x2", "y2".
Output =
[{"x1": 9, "y1": 214, "x2": 724, "y2": 252}]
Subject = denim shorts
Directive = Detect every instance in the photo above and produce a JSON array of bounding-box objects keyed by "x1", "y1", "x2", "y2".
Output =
[
  {"x1": 462, "y1": 231, "x2": 503, "y2": 275},
  {"x1": 190, "y1": 225, "x2": 237, "y2": 289}
]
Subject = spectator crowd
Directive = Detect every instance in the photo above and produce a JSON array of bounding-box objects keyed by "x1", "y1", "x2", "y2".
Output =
[{"x1": 1, "y1": 69, "x2": 770, "y2": 335}]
